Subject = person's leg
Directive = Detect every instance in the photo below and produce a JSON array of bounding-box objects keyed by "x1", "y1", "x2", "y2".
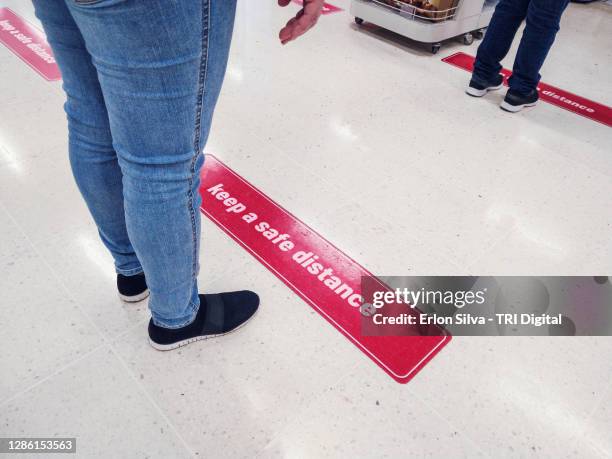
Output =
[
  {"x1": 508, "y1": 0, "x2": 570, "y2": 95},
  {"x1": 32, "y1": 0, "x2": 142, "y2": 278},
  {"x1": 60, "y1": 0, "x2": 237, "y2": 329},
  {"x1": 472, "y1": 0, "x2": 530, "y2": 86}
]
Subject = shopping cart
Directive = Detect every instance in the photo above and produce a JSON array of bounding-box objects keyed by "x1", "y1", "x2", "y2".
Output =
[{"x1": 351, "y1": 0, "x2": 498, "y2": 54}]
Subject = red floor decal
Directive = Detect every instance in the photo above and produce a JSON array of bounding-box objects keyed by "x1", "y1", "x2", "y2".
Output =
[
  {"x1": 199, "y1": 155, "x2": 450, "y2": 384},
  {"x1": 442, "y1": 52, "x2": 612, "y2": 128},
  {"x1": 291, "y1": 0, "x2": 343, "y2": 14},
  {"x1": 0, "y1": 8, "x2": 61, "y2": 81}
]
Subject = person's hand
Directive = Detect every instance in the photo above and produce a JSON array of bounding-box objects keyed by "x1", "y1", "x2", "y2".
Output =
[{"x1": 278, "y1": 0, "x2": 324, "y2": 45}]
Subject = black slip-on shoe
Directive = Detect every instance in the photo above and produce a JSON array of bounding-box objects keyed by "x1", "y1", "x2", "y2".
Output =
[
  {"x1": 466, "y1": 73, "x2": 504, "y2": 97},
  {"x1": 148, "y1": 291, "x2": 260, "y2": 351},
  {"x1": 117, "y1": 272, "x2": 149, "y2": 303},
  {"x1": 500, "y1": 89, "x2": 539, "y2": 112}
]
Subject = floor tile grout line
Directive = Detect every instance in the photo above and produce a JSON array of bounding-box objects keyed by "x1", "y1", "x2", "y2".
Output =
[
  {"x1": 3, "y1": 156, "x2": 603, "y2": 458},
  {"x1": 461, "y1": 155, "x2": 589, "y2": 274},
  {"x1": 225, "y1": 143, "x2": 466, "y2": 272},
  {"x1": 584, "y1": 380, "x2": 612, "y2": 422},
  {"x1": 272, "y1": 143, "x2": 455, "y2": 264},
  {"x1": 408, "y1": 344, "x2": 612, "y2": 458},
  {"x1": 404, "y1": 383, "x2": 489, "y2": 457},
  {"x1": 572, "y1": 380, "x2": 612, "y2": 458},
  {"x1": 449, "y1": 137, "x2": 612, "y2": 275},
  {"x1": 0, "y1": 343, "x2": 106, "y2": 410},
  {"x1": 2, "y1": 193, "x2": 264, "y2": 457},
  {"x1": 1, "y1": 5, "x2": 608, "y2": 458},
  {"x1": 461, "y1": 225, "x2": 516, "y2": 274},
  {"x1": 105, "y1": 343, "x2": 197, "y2": 458},
  {"x1": 254, "y1": 356, "x2": 487, "y2": 458},
  {"x1": 260, "y1": 137, "x2": 592, "y2": 275},
  {"x1": 253, "y1": 361, "x2": 362, "y2": 459},
  {"x1": 3, "y1": 166, "x2": 328, "y2": 456},
  {"x1": 110, "y1": 316, "x2": 150, "y2": 342},
  {"x1": 0, "y1": 202, "x2": 197, "y2": 459},
  {"x1": 0, "y1": 202, "x2": 110, "y2": 348}
]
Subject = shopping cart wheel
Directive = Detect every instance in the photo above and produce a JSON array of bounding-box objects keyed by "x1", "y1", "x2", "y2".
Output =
[
  {"x1": 473, "y1": 28, "x2": 485, "y2": 39},
  {"x1": 355, "y1": 17, "x2": 364, "y2": 25},
  {"x1": 431, "y1": 43, "x2": 441, "y2": 54},
  {"x1": 462, "y1": 32, "x2": 474, "y2": 45}
]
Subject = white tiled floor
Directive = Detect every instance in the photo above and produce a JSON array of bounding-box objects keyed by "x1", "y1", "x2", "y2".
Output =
[{"x1": 1, "y1": 0, "x2": 611, "y2": 458}]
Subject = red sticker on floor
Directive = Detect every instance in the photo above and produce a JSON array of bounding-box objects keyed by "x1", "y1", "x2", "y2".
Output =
[
  {"x1": 291, "y1": 0, "x2": 343, "y2": 14},
  {"x1": 199, "y1": 155, "x2": 450, "y2": 384},
  {"x1": 0, "y1": 8, "x2": 60, "y2": 81},
  {"x1": 442, "y1": 52, "x2": 612, "y2": 128}
]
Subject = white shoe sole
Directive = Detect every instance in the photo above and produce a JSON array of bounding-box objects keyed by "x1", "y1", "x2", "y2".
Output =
[
  {"x1": 500, "y1": 100, "x2": 538, "y2": 112},
  {"x1": 148, "y1": 307, "x2": 259, "y2": 351},
  {"x1": 465, "y1": 82, "x2": 503, "y2": 97},
  {"x1": 119, "y1": 289, "x2": 150, "y2": 303}
]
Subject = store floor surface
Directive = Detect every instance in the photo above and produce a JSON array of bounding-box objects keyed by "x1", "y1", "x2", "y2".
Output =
[{"x1": 0, "y1": 0, "x2": 611, "y2": 457}]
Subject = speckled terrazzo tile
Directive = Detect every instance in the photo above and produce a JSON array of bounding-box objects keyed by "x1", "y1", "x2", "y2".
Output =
[
  {"x1": 406, "y1": 337, "x2": 612, "y2": 458},
  {"x1": 259, "y1": 365, "x2": 484, "y2": 459},
  {"x1": 0, "y1": 346, "x2": 191, "y2": 458},
  {"x1": 112, "y1": 264, "x2": 360, "y2": 458},
  {"x1": 0, "y1": 207, "x2": 100, "y2": 404}
]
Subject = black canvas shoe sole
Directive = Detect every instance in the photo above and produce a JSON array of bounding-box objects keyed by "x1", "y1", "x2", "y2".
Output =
[
  {"x1": 500, "y1": 99, "x2": 538, "y2": 112},
  {"x1": 500, "y1": 89, "x2": 539, "y2": 113},
  {"x1": 148, "y1": 291, "x2": 260, "y2": 351},
  {"x1": 119, "y1": 289, "x2": 150, "y2": 303},
  {"x1": 466, "y1": 81, "x2": 503, "y2": 97},
  {"x1": 148, "y1": 308, "x2": 258, "y2": 351}
]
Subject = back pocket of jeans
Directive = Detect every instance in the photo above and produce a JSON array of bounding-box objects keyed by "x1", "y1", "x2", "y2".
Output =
[{"x1": 72, "y1": 0, "x2": 127, "y2": 6}]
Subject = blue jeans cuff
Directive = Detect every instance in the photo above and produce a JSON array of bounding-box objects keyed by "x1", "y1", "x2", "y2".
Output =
[
  {"x1": 116, "y1": 266, "x2": 144, "y2": 276},
  {"x1": 152, "y1": 300, "x2": 200, "y2": 329}
]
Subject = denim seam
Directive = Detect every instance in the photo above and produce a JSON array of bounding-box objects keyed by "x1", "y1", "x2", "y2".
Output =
[{"x1": 186, "y1": 0, "x2": 211, "y2": 283}]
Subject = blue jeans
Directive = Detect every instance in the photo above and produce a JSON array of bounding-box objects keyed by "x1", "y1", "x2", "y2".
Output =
[
  {"x1": 32, "y1": 0, "x2": 236, "y2": 328},
  {"x1": 473, "y1": 0, "x2": 569, "y2": 95}
]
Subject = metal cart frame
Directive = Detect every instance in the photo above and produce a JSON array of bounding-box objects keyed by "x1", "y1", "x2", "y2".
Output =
[{"x1": 350, "y1": 0, "x2": 497, "y2": 54}]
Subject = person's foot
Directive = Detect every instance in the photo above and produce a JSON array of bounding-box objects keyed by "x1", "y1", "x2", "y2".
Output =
[
  {"x1": 500, "y1": 89, "x2": 539, "y2": 112},
  {"x1": 117, "y1": 272, "x2": 150, "y2": 303},
  {"x1": 465, "y1": 74, "x2": 504, "y2": 97},
  {"x1": 148, "y1": 291, "x2": 260, "y2": 351}
]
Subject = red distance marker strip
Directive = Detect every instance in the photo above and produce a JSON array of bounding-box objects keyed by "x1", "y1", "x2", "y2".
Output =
[
  {"x1": 442, "y1": 52, "x2": 612, "y2": 128},
  {"x1": 199, "y1": 155, "x2": 450, "y2": 384},
  {"x1": 0, "y1": 8, "x2": 61, "y2": 81},
  {"x1": 291, "y1": 0, "x2": 344, "y2": 15}
]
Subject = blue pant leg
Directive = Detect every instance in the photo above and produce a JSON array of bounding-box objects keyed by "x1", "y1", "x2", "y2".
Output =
[
  {"x1": 509, "y1": 0, "x2": 570, "y2": 94},
  {"x1": 32, "y1": 0, "x2": 142, "y2": 276},
  {"x1": 63, "y1": 0, "x2": 237, "y2": 328},
  {"x1": 473, "y1": 0, "x2": 530, "y2": 85}
]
